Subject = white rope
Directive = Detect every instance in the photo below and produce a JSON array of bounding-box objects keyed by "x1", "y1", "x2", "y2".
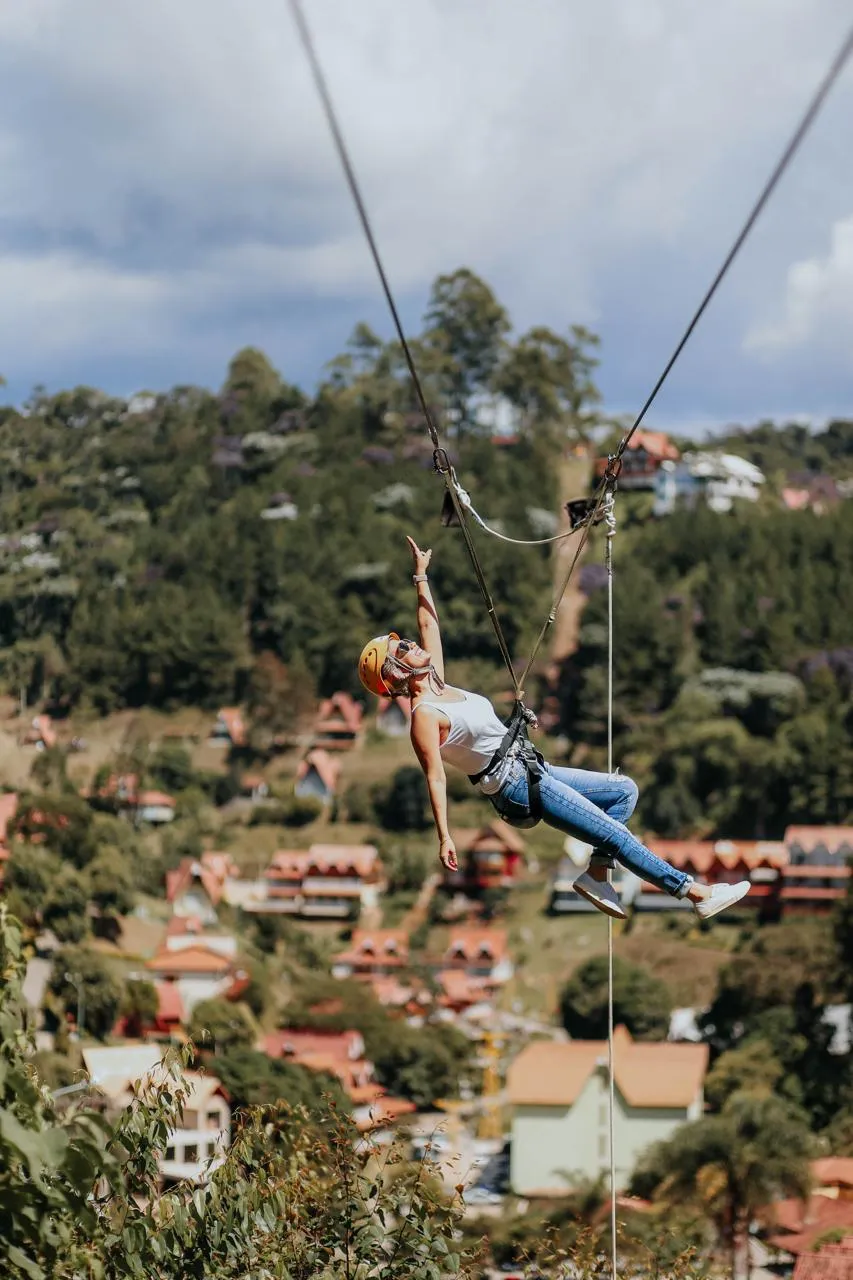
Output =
[
  {"x1": 451, "y1": 476, "x2": 580, "y2": 547},
  {"x1": 604, "y1": 486, "x2": 618, "y2": 1280}
]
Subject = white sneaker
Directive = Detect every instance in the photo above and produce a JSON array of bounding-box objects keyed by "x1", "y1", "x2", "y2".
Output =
[
  {"x1": 574, "y1": 872, "x2": 627, "y2": 921},
  {"x1": 693, "y1": 880, "x2": 751, "y2": 920}
]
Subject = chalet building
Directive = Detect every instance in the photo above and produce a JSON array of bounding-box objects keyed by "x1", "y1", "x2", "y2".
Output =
[
  {"x1": 312, "y1": 692, "x2": 363, "y2": 751},
  {"x1": 136, "y1": 790, "x2": 176, "y2": 825},
  {"x1": 778, "y1": 826, "x2": 853, "y2": 914},
  {"x1": 262, "y1": 844, "x2": 385, "y2": 920},
  {"x1": 437, "y1": 927, "x2": 513, "y2": 993},
  {"x1": 294, "y1": 749, "x2": 340, "y2": 804},
  {"x1": 332, "y1": 928, "x2": 409, "y2": 980},
  {"x1": 509, "y1": 1028, "x2": 708, "y2": 1192},
  {"x1": 82, "y1": 1047, "x2": 231, "y2": 1187},
  {"x1": 166, "y1": 852, "x2": 238, "y2": 923},
  {"x1": 442, "y1": 821, "x2": 526, "y2": 894},
  {"x1": 595, "y1": 429, "x2": 680, "y2": 492},
  {"x1": 210, "y1": 707, "x2": 247, "y2": 749},
  {"x1": 376, "y1": 696, "x2": 411, "y2": 737},
  {"x1": 262, "y1": 1028, "x2": 415, "y2": 1132},
  {"x1": 145, "y1": 944, "x2": 237, "y2": 1014}
]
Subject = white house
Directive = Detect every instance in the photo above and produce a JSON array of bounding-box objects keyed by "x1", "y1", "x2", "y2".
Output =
[
  {"x1": 654, "y1": 452, "x2": 764, "y2": 516},
  {"x1": 83, "y1": 1048, "x2": 230, "y2": 1185},
  {"x1": 508, "y1": 1027, "x2": 708, "y2": 1193}
]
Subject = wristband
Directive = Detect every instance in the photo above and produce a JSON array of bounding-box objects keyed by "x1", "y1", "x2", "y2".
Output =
[{"x1": 412, "y1": 574, "x2": 428, "y2": 583}]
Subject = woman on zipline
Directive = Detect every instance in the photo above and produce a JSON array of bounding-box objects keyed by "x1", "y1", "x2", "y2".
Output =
[{"x1": 358, "y1": 536, "x2": 750, "y2": 921}]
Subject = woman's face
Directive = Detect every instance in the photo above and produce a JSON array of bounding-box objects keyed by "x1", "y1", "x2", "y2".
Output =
[{"x1": 390, "y1": 636, "x2": 431, "y2": 671}]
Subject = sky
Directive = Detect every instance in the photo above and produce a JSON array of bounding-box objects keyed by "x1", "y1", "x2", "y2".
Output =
[{"x1": 1, "y1": 0, "x2": 852, "y2": 430}]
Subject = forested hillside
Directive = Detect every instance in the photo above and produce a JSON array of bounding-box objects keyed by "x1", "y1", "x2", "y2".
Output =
[{"x1": 1, "y1": 265, "x2": 851, "y2": 840}]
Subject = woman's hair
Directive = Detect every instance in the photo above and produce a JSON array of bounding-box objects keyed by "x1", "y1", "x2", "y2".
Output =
[{"x1": 380, "y1": 655, "x2": 413, "y2": 698}]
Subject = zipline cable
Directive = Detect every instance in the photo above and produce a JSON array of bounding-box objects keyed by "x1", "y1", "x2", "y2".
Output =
[
  {"x1": 612, "y1": 17, "x2": 853, "y2": 465},
  {"x1": 288, "y1": 0, "x2": 521, "y2": 697},
  {"x1": 518, "y1": 15, "x2": 853, "y2": 687}
]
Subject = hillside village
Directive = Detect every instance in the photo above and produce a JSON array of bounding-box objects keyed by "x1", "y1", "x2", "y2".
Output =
[
  {"x1": 0, "y1": 310, "x2": 852, "y2": 1277},
  {"x1": 3, "y1": 654, "x2": 853, "y2": 1275}
]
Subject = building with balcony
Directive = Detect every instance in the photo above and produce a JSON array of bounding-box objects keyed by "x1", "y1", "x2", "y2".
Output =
[
  {"x1": 82, "y1": 1046, "x2": 230, "y2": 1186},
  {"x1": 260, "y1": 844, "x2": 385, "y2": 920}
]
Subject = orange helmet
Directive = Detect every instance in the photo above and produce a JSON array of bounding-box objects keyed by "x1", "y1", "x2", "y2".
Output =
[{"x1": 358, "y1": 632, "x2": 399, "y2": 697}]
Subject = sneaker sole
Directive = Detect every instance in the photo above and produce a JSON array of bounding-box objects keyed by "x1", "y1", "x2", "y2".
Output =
[
  {"x1": 695, "y1": 883, "x2": 751, "y2": 920},
  {"x1": 574, "y1": 880, "x2": 628, "y2": 921}
]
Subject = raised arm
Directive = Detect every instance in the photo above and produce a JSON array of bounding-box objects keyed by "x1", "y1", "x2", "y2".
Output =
[
  {"x1": 406, "y1": 536, "x2": 445, "y2": 683},
  {"x1": 410, "y1": 703, "x2": 457, "y2": 872}
]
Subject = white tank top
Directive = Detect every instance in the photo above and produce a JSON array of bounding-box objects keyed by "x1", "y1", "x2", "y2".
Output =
[{"x1": 414, "y1": 686, "x2": 508, "y2": 781}]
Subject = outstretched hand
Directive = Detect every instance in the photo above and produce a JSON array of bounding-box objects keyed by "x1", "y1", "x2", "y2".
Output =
[{"x1": 406, "y1": 535, "x2": 432, "y2": 577}]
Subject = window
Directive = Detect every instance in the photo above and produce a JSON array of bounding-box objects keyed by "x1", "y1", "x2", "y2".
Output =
[
  {"x1": 184, "y1": 1145, "x2": 199, "y2": 1163},
  {"x1": 165, "y1": 1146, "x2": 175, "y2": 1161},
  {"x1": 598, "y1": 1134, "x2": 607, "y2": 1161},
  {"x1": 598, "y1": 1103, "x2": 608, "y2": 1128},
  {"x1": 207, "y1": 1109, "x2": 221, "y2": 1128}
]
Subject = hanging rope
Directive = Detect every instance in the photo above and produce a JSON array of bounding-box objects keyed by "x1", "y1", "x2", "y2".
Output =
[
  {"x1": 287, "y1": 0, "x2": 522, "y2": 698},
  {"x1": 517, "y1": 16, "x2": 853, "y2": 687},
  {"x1": 603, "y1": 486, "x2": 618, "y2": 1280}
]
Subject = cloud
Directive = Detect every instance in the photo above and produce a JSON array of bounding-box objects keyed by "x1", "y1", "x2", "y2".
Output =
[
  {"x1": 0, "y1": 0, "x2": 852, "y2": 420},
  {"x1": 744, "y1": 214, "x2": 853, "y2": 352}
]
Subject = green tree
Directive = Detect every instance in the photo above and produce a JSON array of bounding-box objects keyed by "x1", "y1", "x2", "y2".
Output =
[
  {"x1": 703, "y1": 1039, "x2": 786, "y2": 1112},
  {"x1": 118, "y1": 980, "x2": 159, "y2": 1038},
  {"x1": 560, "y1": 955, "x2": 671, "y2": 1041},
  {"x1": 246, "y1": 649, "x2": 317, "y2": 749},
  {"x1": 87, "y1": 850, "x2": 135, "y2": 920},
  {"x1": 422, "y1": 267, "x2": 510, "y2": 429},
  {"x1": 48, "y1": 947, "x2": 122, "y2": 1041},
  {"x1": 43, "y1": 867, "x2": 90, "y2": 944},
  {"x1": 631, "y1": 1091, "x2": 813, "y2": 1280},
  {"x1": 495, "y1": 323, "x2": 601, "y2": 447},
  {"x1": 188, "y1": 998, "x2": 256, "y2": 1054},
  {"x1": 375, "y1": 766, "x2": 430, "y2": 831},
  {"x1": 214, "y1": 1048, "x2": 349, "y2": 1115}
]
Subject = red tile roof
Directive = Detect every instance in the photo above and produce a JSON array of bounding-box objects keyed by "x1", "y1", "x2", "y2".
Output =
[
  {"x1": 794, "y1": 1240, "x2": 853, "y2": 1279},
  {"x1": 627, "y1": 429, "x2": 680, "y2": 461},
  {"x1": 263, "y1": 1028, "x2": 364, "y2": 1062},
  {"x1": 166, "y1": 852, "x2": 235, "y2": 908},
  {"x1": 786, "y1": 826, "x2": 853, "y2": 855},
  {"x1": 766, "y1": 1194, "x2": 853, "y2": 1257},
  {"x1": 315, "y1": 692, "x2": 363, "y2": 735},
  {"x1": 508, "y1": 1026, "x2": 708, "y2": 1109},
  {"x1": 336, "y1": 928, "x2": 409, "y2": 967},
  {"x1": 444, "y1": 927, "x2": 509, "y2": 964},
  {"x1": 296, "y1": 749, "x2": 340, "y2": 794},
  {"x1": 146, "y1": 945, "x2": 232, "y2": 975},
  {"x1": 646, "y1": 838, "x2": 787, "y2": 874},
  {"x1": 814, "y1": 1159, "x2": 853, "y2": 1189},
  {"x1": 137, "y1": 790, "x2": 175, "y2": 809}
]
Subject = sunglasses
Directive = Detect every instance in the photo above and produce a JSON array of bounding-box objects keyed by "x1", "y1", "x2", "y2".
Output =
[{"x1": 395, "y1": 638, "x2": 416, "y2": 657}]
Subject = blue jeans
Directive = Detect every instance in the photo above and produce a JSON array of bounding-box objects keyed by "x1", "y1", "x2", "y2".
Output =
[{"x1": 490, "y1": 760, "x2": 692, "y2": 899}]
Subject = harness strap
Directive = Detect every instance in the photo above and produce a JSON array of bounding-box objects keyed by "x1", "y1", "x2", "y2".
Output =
[{"x1": 468, "y1": 703, "x2": 544, "y2": 821}]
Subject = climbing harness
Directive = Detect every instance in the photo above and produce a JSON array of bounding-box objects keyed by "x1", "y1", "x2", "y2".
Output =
[
  {"x1": 468, "y1": 700, "x2": 544, "y2": 826},
  {"x1": 289, "y1": 6, "x2": 853, "y2": 1275}
]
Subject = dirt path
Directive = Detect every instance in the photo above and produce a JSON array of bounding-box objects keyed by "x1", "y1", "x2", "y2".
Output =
[
  {"x1": 549, "y1": 451, "x2": 594, "y2": 663},
  {"x1": 400, "y1": 871, "x2": 441, "y2": 933}
]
